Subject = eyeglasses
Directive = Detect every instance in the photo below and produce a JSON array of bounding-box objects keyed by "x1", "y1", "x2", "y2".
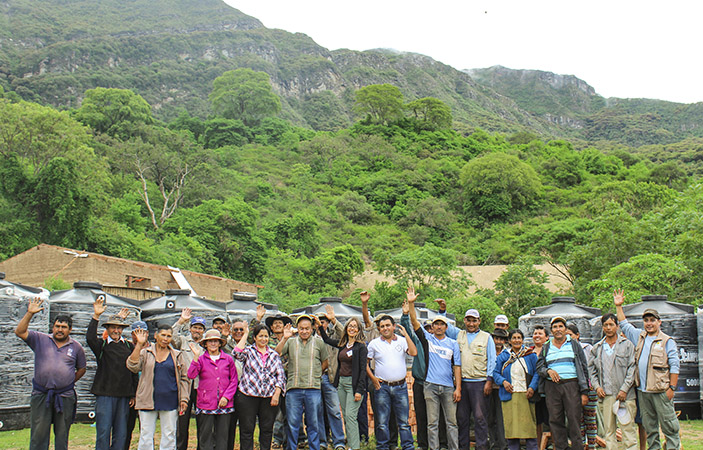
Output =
[{"x1": 233, "y1": 328, "x2": 245, "y2": 332}]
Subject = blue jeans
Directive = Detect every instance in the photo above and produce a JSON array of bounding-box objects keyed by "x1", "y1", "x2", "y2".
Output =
[
  {"x1": 95, "y1": 396, "x2": 130, "y2": 450},
  {"x1": 319, "y1": 374, "x2": 346, "y2": 448},
  {"x1": 374, "y1": 382, "x2": 413, "y2": 450},
  {"x1": 286, "y1": 389, "x2": 322, "y2": 450}
]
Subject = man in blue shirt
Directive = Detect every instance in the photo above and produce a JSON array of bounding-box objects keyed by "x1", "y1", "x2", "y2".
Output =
[
  {"x1": 440, "y1": 304, "x2": 496, "y2": 450},
  {"x1": 407, "y1": 287, "x2": 461, "y2": 450},
  {"x1": 614, "y1": 289, "x2": 681, "y2": 450},
  {"x1": 536, "y1": 316, "x2": 589, "y2": 450}
]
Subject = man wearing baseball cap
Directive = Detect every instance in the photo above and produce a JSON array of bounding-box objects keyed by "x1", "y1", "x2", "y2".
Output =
[
  {"x1": 86, "y1": 296, "x2": 138, "y2": 450},
  {"x1": 436, "y1": 300, "x2": 497, "y2": 450},
  {"x1": 171, "y1": 308, "x2": 207, "y2": 450},
  {"x1": 493, "y1": 315, "x2": 509, "y2": 331},
  {"x1": 614, "y1": 290, "x2": 681, "y2": 450},
  {"x1": 407, "y1": 291, "x2": 461, "y2": 450}
]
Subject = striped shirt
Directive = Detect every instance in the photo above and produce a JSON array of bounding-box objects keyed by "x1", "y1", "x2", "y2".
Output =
[
  {"x1": 233, "y1": 345, "x2": 286, "y2": 397},
  {"x1": 545, "y1": 336, "x2": 578, "y2": 379},
  {"x1": 280, "y1": 336, "x2": 329, "y2": 390}
]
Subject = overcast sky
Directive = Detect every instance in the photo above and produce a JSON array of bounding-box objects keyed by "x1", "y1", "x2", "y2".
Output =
[{"x1": 223, "y1": 0, "x2": 702, "y2": 104}]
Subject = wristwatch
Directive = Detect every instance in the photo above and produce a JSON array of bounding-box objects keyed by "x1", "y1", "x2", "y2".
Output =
[{"x1": 669, "y1": 385, "x2": 676, "y2": 391}]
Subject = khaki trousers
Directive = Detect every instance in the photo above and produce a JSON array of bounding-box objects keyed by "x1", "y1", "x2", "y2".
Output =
[{"x1": 598, "y1": 395, "x2": 637, "y2": 450}]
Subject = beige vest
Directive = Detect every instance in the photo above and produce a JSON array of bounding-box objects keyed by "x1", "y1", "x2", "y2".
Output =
[
  {"x1": 634, "y1": 329, "x2": 671, "y2": 392},
  {"x1": 457, "y1": 330, "x2": 490, "y2": 379}
]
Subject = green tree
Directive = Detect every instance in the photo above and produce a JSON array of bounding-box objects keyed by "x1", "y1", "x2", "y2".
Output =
[
  {"x1": 33, "y1": 157, "x2": 92, "y2": 248},
  {"x1": 353, "y1": 84, "x2": 404, "y2": 124},
  {"x1": 460, "y1": 152, "x2": 542, "y2": 221},
  {"x1": 209, "y1": 68, "x2": 281, "y2": 126},
  {"x1": 74, "y1": 88, "x2": 153, "y2": 136},
  {"x1": 587, "y1": 254, "x2": 691, "y2": 310},
  {"x1": 267, "y1": 214, "x2": 322, "y2": 258},
  {"x1": 406, "y1": 97, "x2": 452, "y2": 130},
  {"x1": 492, "y1": 261, "x2": 551, "y2": 321}
]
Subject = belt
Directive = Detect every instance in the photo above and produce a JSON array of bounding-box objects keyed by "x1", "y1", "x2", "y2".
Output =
[{"x1": 380, "y1": 379, "x2": 406, "y2": 387}]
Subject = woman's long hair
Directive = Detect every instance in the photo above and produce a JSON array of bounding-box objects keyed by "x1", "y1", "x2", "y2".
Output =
[{"x1": 339, "y1": 317, "x2": 365, "y2": 348}]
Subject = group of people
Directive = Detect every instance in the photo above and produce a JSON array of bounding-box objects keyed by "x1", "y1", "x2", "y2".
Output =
[{"x1": 15, "y1": 288, "x2": 682, "y2": 450}]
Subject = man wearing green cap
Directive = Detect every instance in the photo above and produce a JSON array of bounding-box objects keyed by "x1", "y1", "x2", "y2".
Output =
[{"x1": 614, "y1": 289, "x2": 681, "y2": 450}]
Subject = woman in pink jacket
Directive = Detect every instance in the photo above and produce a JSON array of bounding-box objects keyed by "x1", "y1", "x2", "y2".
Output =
[{"x1": 187, "y1": 329, "x2": 238, "y2": 450}]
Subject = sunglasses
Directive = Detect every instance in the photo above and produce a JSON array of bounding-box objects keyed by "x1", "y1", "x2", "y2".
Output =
[{"x1": 232, "y1": 328, "x2": 245, "y2": 332}]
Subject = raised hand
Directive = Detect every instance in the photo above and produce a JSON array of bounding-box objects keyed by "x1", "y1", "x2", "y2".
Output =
[
  {"x1": 283, "y1": 323, "x2": 294, "y2": 339},
  {"x1": 221, "y1": 322, "x2": 231, "y2": 337},
  {"x1": 360, "y1": 291, "x2": 370, "y2": 304},
  {"x1": 27, "y1": 297, "x2": 44, "y2": 315},
  {"x1": 406, "y1": 285, "x2": 418, "y2": 303},
  {"x1": 256, "y1": 304, "x2": 266, "y2": 321},
  {"x1": 401, "y1": 300, "x2": 409, "y2": 315},
  {"x1": 117, "y1": 308, "x2": 130, "y2": 320},
  {"x1": 325, "y1": 304, "x2": 336, "y2": 323},
  {"x1": 134, "y1": 329, "x2": 149, "y2": 346},
  {"x1": 613, "y1": 289, "x2": 625, "y2": 307},
  {"x1": 396, "y1": 323, "x2": 408, "y2": 337},
  {"x1": 93, "y1": 296, "x2": 107, "y2": 317},
  {"x1": 188, "y1": 342, "x2": 202, "y2": 358},
  {"x1": 180, "y1": 307, "x2": 192, "y2": 323},
  {"x1": 312, "y1": 316, "x2": 322, "y2": 330},
  {"x1": 434, "y1": 298, "x2": 447, "y2": 311}
]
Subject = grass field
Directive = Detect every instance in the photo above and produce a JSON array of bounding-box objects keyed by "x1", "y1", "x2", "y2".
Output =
[{"x1": 2, "y1": 420, "x2": 703, "y2": 449}]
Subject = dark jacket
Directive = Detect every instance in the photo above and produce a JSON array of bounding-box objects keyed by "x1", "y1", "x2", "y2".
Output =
[
  {"x1": 86, "y1": 318, "x2": 139, "y2": 397},
  {"x1": 536, "y1": 337, "x2": 589, "y2": 395},
  {"x1": 318, "y1": 326, "x2": 368, "y2": 396}
]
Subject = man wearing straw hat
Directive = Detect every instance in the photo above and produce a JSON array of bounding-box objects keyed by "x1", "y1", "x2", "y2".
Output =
[
  {"x1": 614, "y1": 289, "x2": 681, "y2": 450},
  {"x1": 86, "y1": 296, "x2": 138, "y2": 450}
]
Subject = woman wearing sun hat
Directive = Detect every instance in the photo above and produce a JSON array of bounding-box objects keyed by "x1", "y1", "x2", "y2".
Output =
[{"x1": 187, "y1": 329, "x2": 239, "y2": 450}]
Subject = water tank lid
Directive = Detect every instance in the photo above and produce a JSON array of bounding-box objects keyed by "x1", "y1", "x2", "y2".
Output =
[
  {"x1": 320, "y1": 297, "x2": 342, "y2": 303},
  {"x1": 164, "y1": 289, "x2": 192, "y2": 296},
  {"x1": 415, "y1": 302, "x2": 427, "y2": 308},
  {"x1": 73, "y1": 281, "x2": 103, "y2": 289},
  {"x1": 232, "y1": 292, "x2": 257, "y2": 301},
  {"x1": 641, "y1": 295, "x2": 668, "y2": 301},
  {"x1": 552, "y1": 297, "x2": 575, "y2": 304},
  {"x1": 0, "y1": 272, "x2": 4, "y2": 280}
]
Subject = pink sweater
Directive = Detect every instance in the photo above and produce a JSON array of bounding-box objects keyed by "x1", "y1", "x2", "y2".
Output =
[{"x1": 187, "y1": 351, "x2": 238, "y2": 410}]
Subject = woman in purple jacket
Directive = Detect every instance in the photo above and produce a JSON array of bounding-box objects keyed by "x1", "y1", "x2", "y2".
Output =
[{"x1": 187, "y1": 329, "x2": 239, "y2": 450}]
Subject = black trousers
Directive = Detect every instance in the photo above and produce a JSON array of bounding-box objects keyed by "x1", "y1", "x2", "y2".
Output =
[
  {"x1": 178, "y1": 385, "x2": 200, "y2": 450},
  {"x1": 237, "y1": 394, "x2": 280, "y2": 450},
  {"x1": 544, "y1": 379, "x2": 583, "y2": 450},
  {"x1": 486, "y1": 389, "x2": 507, "y2": 450},
  {"x1": 198, "y1": 413, "x2": 231, "y2": 450},
  {"x1": 413, "y1": 380, "x2": 448, "y2": 450},
  {"x1": 226, "y1": 392, "x2": 241, "y2": 450},
  {"x1": 123, "y1": 404, "x2": 138, "y2": 450}
]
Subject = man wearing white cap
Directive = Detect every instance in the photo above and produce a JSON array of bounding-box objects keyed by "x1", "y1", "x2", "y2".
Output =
[
  {"x1": 493, "y1": 315, "x2": 509, "y2": 331},
  {"x1": 588, "y1": 313, "x2": 637, "y2": 450},
  {"x1": 438, "y1": 301, "x2": 496, "y2": 450},
  {"x1": 614, "y1": 289, "x2": 681, "y2": 450}
]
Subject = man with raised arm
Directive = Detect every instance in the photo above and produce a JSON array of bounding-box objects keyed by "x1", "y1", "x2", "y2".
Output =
[
  {"x1": 171, "y1": 307, "x2": 206, "y2": 450},
  {"x1": 15, "y1": 297, "x2": 87, "y2": 450},
  {"x1": 86, "y1": 297, "x2": 138, "y2": 450},
  {"x1": 366, "y1": 309, "x2": 417, "y2": 450},
  {"x1": 407, "y1": 287, "x2": 461, "y2": 450},
  {"x1": 439, "y1": 302, "x2": 496, "y2": 450},
  {"x1": 614, "y1": 289, "x2": 681, "y2": 450},
  {"x1": 275, "y1": 315, "x2": 329, "y2": 450}
]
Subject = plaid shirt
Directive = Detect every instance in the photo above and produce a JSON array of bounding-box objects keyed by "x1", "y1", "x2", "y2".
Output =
[{"x1": 233, "y1": 345, "x2": 286, "y2": 397}]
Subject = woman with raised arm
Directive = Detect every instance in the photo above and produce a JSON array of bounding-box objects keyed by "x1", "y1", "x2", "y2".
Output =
[
  {"x1": 233, "y1": 323, "x2": 286, "y2": 450},
  {"x1": 127, "y1": 324, "x2": 190, "y2": 450},
  {"x1": 493, "y1": 329, "x2": 540, "y2": 450},
  {"x1": 187, "y1": 329, "x2": 238, "y2": 450},
  {"x1": 314, "y1": 309, "x2": 368, "y2": 450}
]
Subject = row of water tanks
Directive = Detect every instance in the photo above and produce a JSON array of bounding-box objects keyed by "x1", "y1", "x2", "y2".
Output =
[
  {"x1": 518, "y1": 295, "x2": 700, "y2": 419},
  {"x1": 0, "y1": 276, "x2": 277, "y2": 430}
]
